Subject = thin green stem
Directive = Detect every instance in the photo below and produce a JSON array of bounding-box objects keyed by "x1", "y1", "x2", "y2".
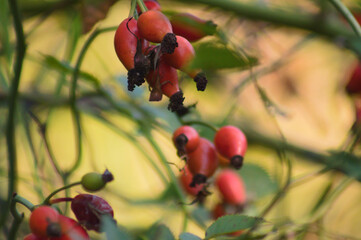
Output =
[
  {"x1": 328, "y1": 0, "x2": 361, "y2": 38},
  {"x1": 67, "y1": 26, "x2": 116, "y2": 175},
  {"x1": 2, "y1": 0, "x2": 26, "y2": 229},
  {"x1": 9, "y1": 194, "x2": 34, "y2": 240},
  {"x1": 136, "y1": 0, "x2": 148, "y2": 13},
  {"x1": 43, "y1": 181, "x2": 81, "y2": 205},
  {"x1": 180, "y1": 119, "x2": 219, "y2": 132},
  {"x1": 129, "y1": 0, "x2": 137, "y2": 18},
  {"x1": 13, "y1": 194, "x2": 35, "y2": 211}
]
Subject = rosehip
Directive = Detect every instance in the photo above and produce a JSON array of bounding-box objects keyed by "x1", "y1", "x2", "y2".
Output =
[
  {"x1": 346, "y1": 62, "x2": 361, "y2": 94},
  {"x1": 215, "y1": 169, "x2": 246, "y2": 205},
  {"x1": 56, "y1": 215, "x2": 89, "y2": 240},
  {"x1": 136, "y1": 0, "x2": 161, "y2": 14},
  {"x1": 173, "y1": 125, "x2": 200, "y2": 156},
  {"x1": 29, "y1": 206, "x2": 60, "y2": 238},
  {"x1": 23, "y1": 234, "x2": 44, "y2": 240},
  {"x1": 187, "y1": 137, "x2": 219, "y2": 186},
  {"x1": 170, "y1": 13, "x2": 216, "y2": 42},
  {"x1": 214, "y1": 125, "x2": 247, "y2": 169},
  {"x1": 114, "y1": 17, "x2": 148, "y2": 71},
  {"x1": 180, "y1": 166, "x2": 204, "y2": 196},
  {"x1": 71, "y1": 194, "x2": 114, "y2": 232},
  {"x1": 137, "y1": 10, "x2": 178, "y2": 54},
  {"x1": 163, "y1": 35, "x2": 207, "y2": 91}
]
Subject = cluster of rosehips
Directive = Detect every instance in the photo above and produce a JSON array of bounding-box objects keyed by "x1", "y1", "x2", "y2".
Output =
[
  {"x1": 23, "y1": 170, "x2": 115, "y2": 240},
  {"x1": 173, "y1": 125, "x2": 248, "y2": 226},
  {"x1": 114, "y1": 0, "x2": 216, "y2": 115}
]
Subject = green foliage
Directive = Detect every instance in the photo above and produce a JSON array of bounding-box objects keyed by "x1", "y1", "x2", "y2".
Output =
[
  {"x1": 179, "y1": 232, "x2": 202, "y2": 240},
  {"x1": 205, "y1": 215, "x2": 264, "y2": 239},
  {"x1": 101, "y1": 215, "x2": 133, "y2": 240},
  {"x1": 240, "y1": 163, "x2": 279, "y2": 199},
  {"x1": 144, "y1": 223, "x2": 175, "y2": 240},
  {"x1": 190, "y1": 41, "x2": 258, "y2": 70}
]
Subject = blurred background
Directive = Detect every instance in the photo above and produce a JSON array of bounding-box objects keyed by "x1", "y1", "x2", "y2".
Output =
[{"x1": 2, "y1": 0, "x2": 361, "y2": 239}]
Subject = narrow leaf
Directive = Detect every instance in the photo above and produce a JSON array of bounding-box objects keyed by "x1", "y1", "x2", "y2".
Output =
[
  {"x1": 205, "y1": 215, "x2": 263, "y2": 239},
  {"x1": 179, "y1": 232, "x2": 202, "y2": 240},
  {"x1": 241, "y1": 163, "x2": 278, "y2": 198},
  {"x1": 145, "y1": 223, "x2": 175, "y2": 240},
  {"x1": 101, "y1": 215, "x2": 132, "y2": 240},
  {"x1": 189, "y1": 41, "x2": 257, "y2": 70}
]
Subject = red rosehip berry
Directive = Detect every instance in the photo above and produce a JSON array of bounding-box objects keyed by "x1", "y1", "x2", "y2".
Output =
[
  {"x1": 215, "y1": 169, "x2": 246, "y2": 205},
  {"x1": 136, "y1": 0, "x2": 161, "y2": 14},
  {"x1": 187, "y1": 137, "x2": 219, "y2": 186},
  {"x1": 163, "y1": 35, "x2": 207, "y2": 91},
  {"x1": 114, "y1": 17, "x2": 149, "y2": 71},
  {"x1": 214, "y1": 125, "x2": 247, "y2": 169},
  {"x1": 23, "y1": 234, "x2": 44, "y2": 240},
  {"x1": 55, "y1": 215, "x2": 89, "y2": 240},
  {"x1": 137, "y1": 10, "x2": 178, "y2": 54},
  {"x1": 71, "y1": 194, "x2": 114, "y2": 232},
  {"x1": 173, "y1": 125, "x2": 200, "y2": 156},
  {"x1": 180, "y1": 166, "x2": 204, "y2": 196},
  {"x1": 170, "y1": 13, "x2": 216, "y2": 42},
  {"x1": 346, "y1": 62, "x2": 361, "y2": 94},
  {"x1": 29, "y1": 206, "x2": 60, "y2": 238}
]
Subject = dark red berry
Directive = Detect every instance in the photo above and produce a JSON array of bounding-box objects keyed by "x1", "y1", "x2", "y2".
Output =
[
  {"x1": 346, "y1": 62, "x2": 361, "y2": 94},
  {"x1": 187, "y1": 138, "x2": 219, "y2": 186},
  {"x1": 136, "y1": 0, "x2": 161, "y2": 15},
  {"x1": 180, "y1": 166, "x2": 204, "y2": 196},
  {"x1": 71, "y1": 194, "x2": 114, "y2": 232}
]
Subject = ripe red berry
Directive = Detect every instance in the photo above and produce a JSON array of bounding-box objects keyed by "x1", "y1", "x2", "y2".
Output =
[
  {"x1": 71, "y1": 194, "x2": 114, "y2": 232},
  {"x1": 163, "y1": 35, "x2": 207, "y2": 91},
  {"x1": 215, "y1": 169, "x2": 246, "y2": 205},
  {"x1": 146, "y1": 59, "x2": 180, "y2": 100},
  {"x1": 23, "y1": 234, "x2": 43, "y2": 240},
  {"x1": 187, "y1": 137, "x2": 219, "y2": 186},
  {"x1": 29, "y1": 206, "x2": 60, "y2": 238},
  {"x1": 171, "y1": 13, "x2": 215, "y2": 42},
  {"x1": 179, "y1": 166, "x2": 204, "y2": 196},
  {"x1": 214, "y1": 125, "x2": 247, "y2": 169},
  {"x1": 114, "y1": 17, "x2": 149, "y2": 71},
  {"x1": 56, "y1": 215, "x2": 89, "y2": 240},
  {"x1": 346, "y1": 62, "x2": 361, "y2": 94},
  {"x1": 136, "y1": 0, "x2": 161, "y2": 14},
  {"x1": 137, "y1": 10, "x2": 178, "y2": 54},
  {"x1": 173, "y1": 125, "x2": 200, "y2": 156}
]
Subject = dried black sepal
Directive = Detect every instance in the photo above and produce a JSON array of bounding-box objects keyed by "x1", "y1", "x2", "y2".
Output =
[
  {"x1": 194, "y1": 72, "x2": 207, "y2": 91},
  {"x1": 168, "y1": 91, "x2": 185, "y2": 112},
  {"x1": 161, "y1": 33, "x2": 178, "y2": 54}
]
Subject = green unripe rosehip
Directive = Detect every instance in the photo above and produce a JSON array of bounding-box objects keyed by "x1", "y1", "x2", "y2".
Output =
[{"x1": 81, "y1": 169, "x2": 114, "y2": 192}]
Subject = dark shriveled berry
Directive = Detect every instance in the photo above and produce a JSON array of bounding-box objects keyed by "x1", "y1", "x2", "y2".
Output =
[
  {"x1": 194, "y1": 72, "x2": 208, "y2": 91},
  {"x1": 71, "y1": 194, "x2": 114, "y2": 232},
  {"x1": 168, "y1": 91, "x2": 185, "y2": 112},
  {"x1": 161, "y1": 33, "x2": 178, "y2": 54}
]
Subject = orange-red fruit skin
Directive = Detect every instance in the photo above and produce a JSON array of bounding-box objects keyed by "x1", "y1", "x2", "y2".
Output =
[
  {"x1": 187, "y1": 138, "x2": 219, "y2": 178},
  {"x1": 173, "y1": 126, "x2": 199, "y2": 153},
  {"x1": 114, "y1": 18, "x2": 148, "y2": 70},
  {"x1": 137, "y1": 10, "x2": 173, "y2": 43},
  {"x1": 146, "y1": 60, "x2": 179, "y2": 98},
  {"x1": 216, "y1": 169, "x2": 246, "y2": 205},
  {"x1": 180, "y1": 166, "x2": 204, "y2": 196},
  {"x1": 214, "y1": 126, "x2": 247, "y2": 159},
  {"x1": 23, "y1": 234, "x2": 45, "y2": 240},
  {"x1": 171, "y1": 13, "x2": 209, "y2": 42},
  {"x1": 29, "y1": 206, "x2": 60, "y2": 238},
  {"x1": 55, "y1": 215, "x2": 89, "y2": 240},
  {"x1": 163, "y1": 35, "x2": 195, "y2": 74}
]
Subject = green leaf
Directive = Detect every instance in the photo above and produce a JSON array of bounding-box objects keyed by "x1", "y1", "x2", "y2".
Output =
[
  {"x1": 145, "y1": 223, "x2": 175, "y2": 240},
  {"x1": 191, "y1": 206, "x2": 211, "y2": 228},
  {"x1": 42, "y1": 54, "x2": 101, "y2": 88},
  {"x1": 189, "y1": 41, "x2": 258, "y2": 70},
  {"x1": 240, "y1": 163, "x2": 278, "y2": 198},
  {"x1": 179, "y1": 232, "x2": 202, "y2": 240},
  {"x1": 101, "y1": 215, "x2": 133, "y2": 240},
  {"x1": 205, "y1": 215, "x2": 264, "y2": 239},
  {"x1": 327, "y1": 151, "x2": 361, "y2": 181}
]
